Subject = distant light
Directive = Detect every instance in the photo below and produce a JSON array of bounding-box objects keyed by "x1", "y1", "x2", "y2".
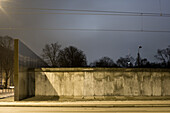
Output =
[
  {"x1": 0, "y1": 1, "x2": 1, "y2": 9},
  {"x1": 0, "y1": 0, "x2": 8, "y2": 9},
  {"x1": 0, "y1": 0, "x2": 10, "y2": 17},
  {"x1": 0, "y1": 0, "x2": 4, "y2": 9}
]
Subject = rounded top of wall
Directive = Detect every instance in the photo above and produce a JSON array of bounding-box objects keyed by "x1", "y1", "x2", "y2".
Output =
[{"x1": 34, "y1": 68, "x2": 170, "y2": 72}]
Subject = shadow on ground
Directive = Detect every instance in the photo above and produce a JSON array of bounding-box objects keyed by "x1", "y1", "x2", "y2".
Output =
[
  {"x1": 23, "y1": 96, "x2": 60, "y2": 101},
  {"x1": 22, "y1": 96, "x2": 170, "y2": 102},
  {"x1": 1, "y1": 96, "x2": 170, "y2": 102},
  {"x1": 0, "y1": 97, "x2": 14, "y2": 102}
]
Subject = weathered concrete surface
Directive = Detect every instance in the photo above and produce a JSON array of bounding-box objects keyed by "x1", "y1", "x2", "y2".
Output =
[
  {"x1": 14, "y1": 39, "x2": 48, "y2": 101},
  {"x1": 35, "y1": 68, "x2": 170, "y2": 98}
]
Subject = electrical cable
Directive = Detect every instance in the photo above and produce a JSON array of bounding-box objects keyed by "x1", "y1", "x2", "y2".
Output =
[
  {"x1": 1, "y1": 6, "x2": 170, "y2": 17},
  {"x1": 0, "y1": 3, "x2": 170, "y2": 33},
  {"x1": 0, "y1": 27, "x2": 170, "y2": 33}
]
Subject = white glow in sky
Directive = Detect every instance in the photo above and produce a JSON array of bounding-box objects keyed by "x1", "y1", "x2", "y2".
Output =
[{"x1": 0, "y1": 0, "x2": 170, "y2": 63}]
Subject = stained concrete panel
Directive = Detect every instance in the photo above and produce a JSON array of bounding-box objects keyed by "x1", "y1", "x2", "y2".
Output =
[
  {"x1": 110, "y1": 72, "x2": 124, "y2": 96},
  {"x1": 132, "y1": 74, "x2": 140, "y2": 96},
  {"x1": 123, "y1": 72, "x2": 134, "y2": 96},
  {"x1": 162, "y1": 72, "x2": 170, "y2": 96},
  {"x1": 73, "y1": 72, "x2": 84, "y2": 96},
  {"x1": 53, "y1": 72, "x2": 64, "y2": 96},
  {"x1": 35, "y1": 72, "x2": 41, "y2": 96},
  {"x1": 104, "y1": 72, "x2": 114, "y2": 96},
  {"x1": 152, "y1": 73, "x2": 161, "y2": 96},
  {"x1": 84, "y1": 72, "x2": 94, "y2": 96},
  {"x1": 45, "y1": 73, "x2": 55, "y2": 96},
  {"x1": 143, "y1": 75, "x2": 152, "y2": 96},
  {"x1": 113, "y1": 77, "x2": 124, "y2": 96},
  {"x1": 93, "y1": 72, "x2": 105, "y2": 96},
  {"x1": 34, "y1": 68, "x2": 170, "y2": 98},
  {"x1": 59, "y1": 73, "x2": 65, "y2": 96},
  {"x1": 136, "y1": 72, "x2": 144, "y2": 96},
  {"x1": 38, "y1": 72, "x2": 46, "y2": 95},
  {"x1": 63, "y1": 72, "x2": 74, "y2": 96}
]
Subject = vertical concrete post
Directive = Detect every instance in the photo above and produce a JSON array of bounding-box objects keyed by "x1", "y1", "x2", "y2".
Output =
[{"x1": 14, "y1": 39, "x2": 19, "y2": 101}]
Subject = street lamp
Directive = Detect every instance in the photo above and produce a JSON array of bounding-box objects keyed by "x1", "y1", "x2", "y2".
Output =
[{"x1": 137, "y1": 46, "x2": 142, "y2": 67}]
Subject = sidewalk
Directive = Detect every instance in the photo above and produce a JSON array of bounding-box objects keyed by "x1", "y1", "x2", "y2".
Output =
[
  {"x1": 0, "y1": 100, "x2": 170, "y2": 107},
  {"x1": 0, "y1": 93, "x2": 14, "y2": 99},
  {"x1": 1, "y1": 95, "x2": 170, "y2": 107},
  {"x1": 0, "y1": 92, "x2": 14, "y2": 102}
]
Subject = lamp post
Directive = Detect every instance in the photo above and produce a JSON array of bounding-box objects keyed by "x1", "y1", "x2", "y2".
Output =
[{"x1": 137, "y1": 46, "x2": 142, "y2": 67}]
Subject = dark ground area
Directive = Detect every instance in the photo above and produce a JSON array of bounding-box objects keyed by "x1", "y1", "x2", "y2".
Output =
[{"x1": 22, "y1": 96, "x2": 170, "y2": 102}]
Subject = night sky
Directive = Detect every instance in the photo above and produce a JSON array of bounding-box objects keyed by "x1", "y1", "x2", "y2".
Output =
[{"x1": 0, "y1": 0, "x2": 170, "y2": 64}]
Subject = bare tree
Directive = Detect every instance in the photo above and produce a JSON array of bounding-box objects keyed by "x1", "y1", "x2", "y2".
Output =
[
  {"x1": 42, "y1": 42, "x2": 61, "y2": 67},
  {"x1": 116, "y1": 55, "x2": 135, "y2": 67},
  {"x1": 58, "y1": 46, "x2": 87, "y2": 67},
  {"x1": 0, "y1": 36, "x2": 14, "y2": 88},
  {"x1": 90, "y1": 56, "x2": 116, "y2": 67},
  {"x1": 154, "y1": 45, "x2": 170, "y2": 66},
  {"x1": 140, "y1": 58, "x2": 150, "y2": 67}
]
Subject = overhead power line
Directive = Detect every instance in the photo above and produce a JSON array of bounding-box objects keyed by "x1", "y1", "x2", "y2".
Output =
[
  {"x1": 2, "y1": 7, "x2": 162, "y2": 15},
  {"x1": 0, "y1": 27, "x2": 170, "y2": 33},
  {"x1": 2, "y1": 11, "x2": 170, "y2": 17},
  {"x1": 1, "y1": 7, "x2": 170, "y2": 17}
]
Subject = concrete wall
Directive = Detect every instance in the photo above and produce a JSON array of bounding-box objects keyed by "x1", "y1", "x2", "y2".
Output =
[
  {"x1": 14, "y1": 39, "x2": 48, "y2": 101},
  {"x1": 35, "y1": 68, "x2": 170, "y2": 98}
]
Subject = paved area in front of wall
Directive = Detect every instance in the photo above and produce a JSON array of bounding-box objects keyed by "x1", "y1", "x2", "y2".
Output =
[
  {"x1": 0, "y1": 92, "x2": 14, "y2": 100},
  {"x1": 0, "y1": 97, "x2": 170, "y2": 107},
  {"x1": 0, "y1": 95, "x2": 170, "y2": 107},
  {"x1": 0, "y1": 100, "x2": 170, "y2": 107}
]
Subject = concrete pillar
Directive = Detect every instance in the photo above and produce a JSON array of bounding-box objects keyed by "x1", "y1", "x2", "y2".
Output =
[{"x1": 14, "y1": 39, "x2": 19, "y2": 101}]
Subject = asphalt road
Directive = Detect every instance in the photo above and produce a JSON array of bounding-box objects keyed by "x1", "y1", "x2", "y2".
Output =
[{"x1": 0, "y1": 107, "x2": 170, "y2": 113}]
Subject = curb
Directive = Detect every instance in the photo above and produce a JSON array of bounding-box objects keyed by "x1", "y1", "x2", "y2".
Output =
[{"x1": 0, "y1": 103, "x2": 170, "y2": 107}]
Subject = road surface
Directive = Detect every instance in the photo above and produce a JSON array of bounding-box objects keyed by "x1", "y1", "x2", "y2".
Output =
[{"x1": 0, "y1": 107, "x2": 170, "y2": 113}]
